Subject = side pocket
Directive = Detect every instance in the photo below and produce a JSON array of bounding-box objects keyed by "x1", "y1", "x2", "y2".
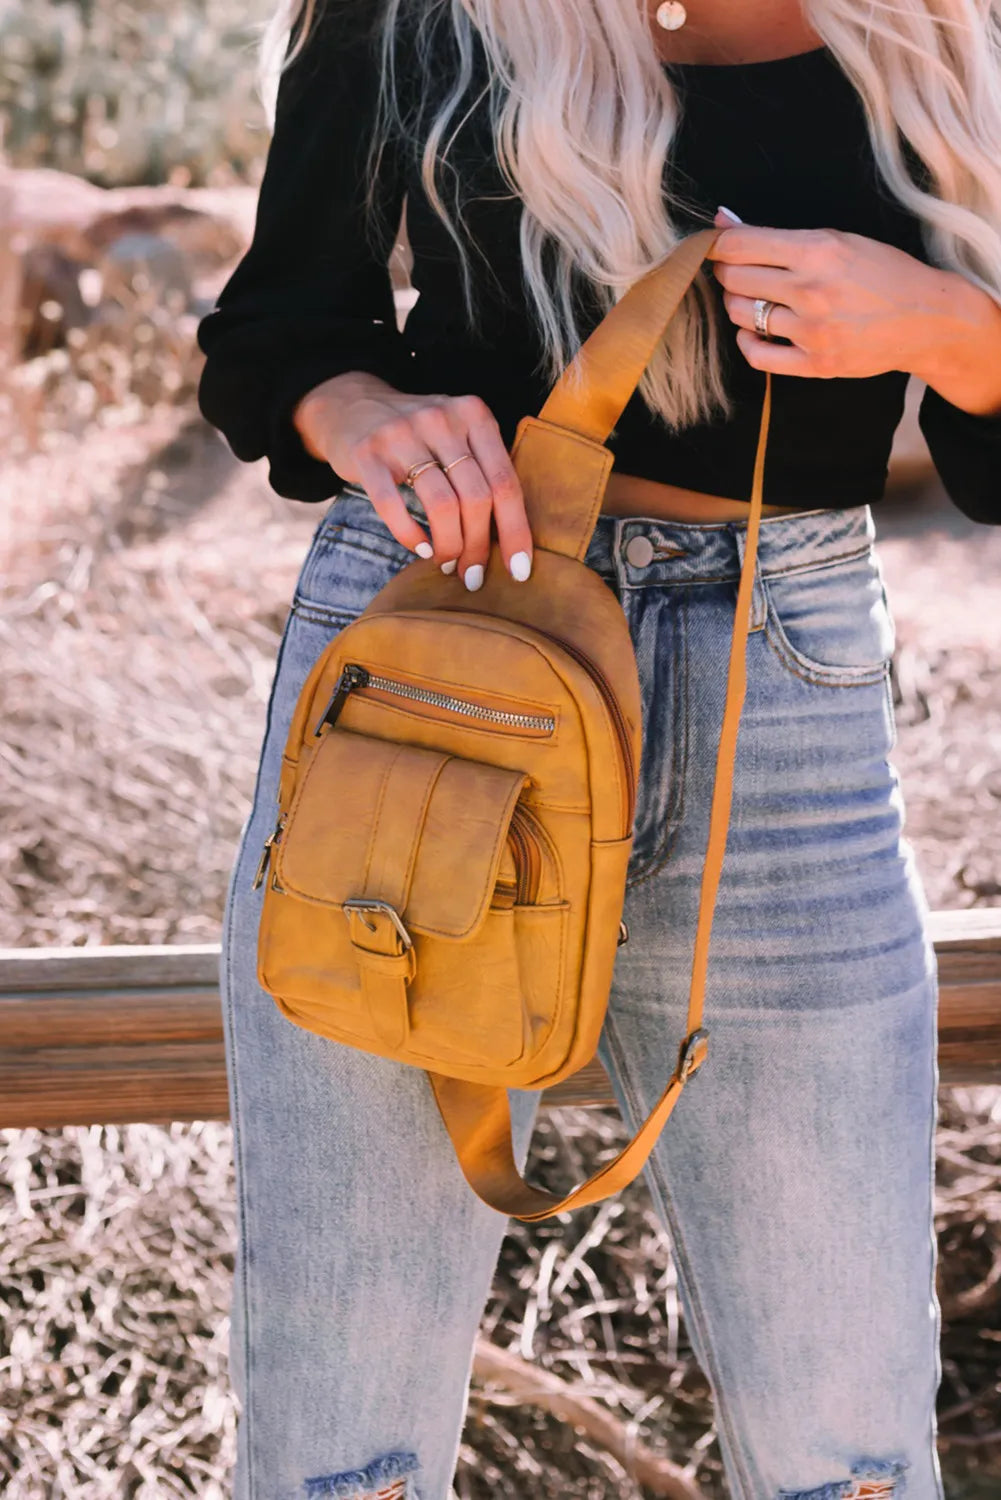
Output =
[{"x1": 512, "y1": 900, "x2": 573, "y2": 1059}]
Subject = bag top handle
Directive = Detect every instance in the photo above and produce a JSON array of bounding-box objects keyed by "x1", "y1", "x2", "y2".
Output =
[
  {"x1": 537, "y1": 226, "x2": 722, "y2": 445},
  {"x1": 510, "y1": 227, "x2": 771, "y2": 560}
]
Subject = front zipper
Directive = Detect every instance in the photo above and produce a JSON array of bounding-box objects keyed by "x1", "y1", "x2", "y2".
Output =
[
  {"x1": 252, "y1": 811, "x2": 286, "y2": 890},
  {"x1": 493, "y1": 802, "x2": 544, "y2": 908},
  {"x1": 313, "y1": 662, "x2": 369, "y2": 735},
  {"x1": 314, "y1": 662, "x2": 555, "y2": 737},
  {"x1": 311, "y1": 624, "x2": 635, "y2": 835}
]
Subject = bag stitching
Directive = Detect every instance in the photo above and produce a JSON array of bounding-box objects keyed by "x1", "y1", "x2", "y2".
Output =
[
  {"x1": 409, "y1": 773, "x2": 531, "y2": 940},
  {"x1": 361, "y1": 743, "x2": 404, "y2": 892},
  {"x1": 401, "y1": 756, "x2": 450, "y2": 904},
  {"x1": 510, "y1": 416, "x2": 614, "y2": 561}
]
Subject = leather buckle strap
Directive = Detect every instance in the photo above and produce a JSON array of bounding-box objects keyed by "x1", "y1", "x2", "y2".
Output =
[
  {"x1": 343, "y1": 897, "x2": 413, "y2": 952},
  {"x1": 343, "y1": 899, "x2": 416, "y2": 1050}
]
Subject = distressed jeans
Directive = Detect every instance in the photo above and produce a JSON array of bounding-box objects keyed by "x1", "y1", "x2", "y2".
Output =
[{"x1": 220, "y1": 483, "x2": 944, "y2": 1500}]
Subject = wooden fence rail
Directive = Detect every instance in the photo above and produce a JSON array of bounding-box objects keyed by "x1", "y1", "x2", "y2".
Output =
[{"x1": 1, "y1": 906, "x2": 999, "y2": 1130}]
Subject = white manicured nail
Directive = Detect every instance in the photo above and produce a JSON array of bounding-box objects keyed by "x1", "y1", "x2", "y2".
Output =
[
  {"x1": 440, "y1": 558, "x2": 458, "y2": 574},
  {"x1": 463, "y1": 563, "x2": 484, "y2": 591},
  {"x1": 415, "y1": 540, "x2": 434, "y2": 559},
  {"x1": 509, "y1": 550, "x2": 532, "y2": 581},
  {"x1": 717, "y1": 205, "x2": 743, "y2": 224}
]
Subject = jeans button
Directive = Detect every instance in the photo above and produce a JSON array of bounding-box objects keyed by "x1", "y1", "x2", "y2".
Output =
[{"x1": 625, "y1": 533, "x2": 655, "y2": 567}]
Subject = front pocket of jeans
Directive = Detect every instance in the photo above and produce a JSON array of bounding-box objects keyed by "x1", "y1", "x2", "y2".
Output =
[
  {"x1": 762, "y1": 547, "x2": 895, "y2": 687},
  {"x1": 293, "y1": 495, "x2": 417, "y2": 624}
]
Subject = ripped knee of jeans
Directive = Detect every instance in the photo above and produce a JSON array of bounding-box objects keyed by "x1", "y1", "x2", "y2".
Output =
[
  {"x1": 300, "y1": 1449, "x2": 423, "y2": 1500},
  {"x1": 778, "y1": 1456, "x2": 910, "y2": 1500}
]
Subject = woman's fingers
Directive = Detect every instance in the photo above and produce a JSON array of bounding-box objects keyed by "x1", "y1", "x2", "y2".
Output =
[
  {"x1": 407, "y1": 394, "x2": 533, "y2": 587},
  {"x1": 429, "y1": 457, "x2": 494, "y2": 590},
  {"x1": 405, "y1": 465, "x2": 467, "y2": 562},
  {"x1": 351, "y1": 448, "x2": 436, "y2": 557},
  {"x1": 410, "y1": 400, "x2": 491, "y2": 587},
  {"x1": 454, "y1": 395, "x2": 533, "y2": 582},
  {"x1": 346, "y1": 392, "x2": 533, "y2": 586},
  {"x1": 721, "y1": 292, "x2": 799, "y2": 343},
  {"x1": 712, "y1": 261, "x2": 798, "y2": 304},
  {"x1": 371, "y1": 412, "x2": 463, "y2": 559}
]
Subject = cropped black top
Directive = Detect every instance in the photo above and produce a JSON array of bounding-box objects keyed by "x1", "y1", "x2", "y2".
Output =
[{"x1": 195, "y1": 6, "x2": 1001, "y2": 524}]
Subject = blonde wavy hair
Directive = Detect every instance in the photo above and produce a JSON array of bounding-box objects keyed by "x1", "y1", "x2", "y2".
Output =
[{"x1": 254, "y1": 0, "x2": 1001, "y2": 432}]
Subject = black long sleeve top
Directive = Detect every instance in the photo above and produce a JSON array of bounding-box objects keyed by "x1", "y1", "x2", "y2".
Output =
[{"x1": 196, "y1": 7, "x2": 1001, "y2": 524}]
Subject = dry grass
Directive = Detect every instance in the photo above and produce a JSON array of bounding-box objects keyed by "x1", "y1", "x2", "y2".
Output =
[{"x1": 1, "y1": 1121, "x2": 236, "y2": 1499}]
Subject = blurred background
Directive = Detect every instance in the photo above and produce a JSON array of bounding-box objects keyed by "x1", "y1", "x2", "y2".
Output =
[{"x1": 1, "y1": 3, "x2": 999, "y2": 1496}]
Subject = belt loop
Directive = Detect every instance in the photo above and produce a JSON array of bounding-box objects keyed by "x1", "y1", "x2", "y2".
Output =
[
  {"x1": 732, "y1": 524, "x2": 767, "y2": 633},
  {"x1": 612, "y1": 516, "x2": 627, "y2": 591}
]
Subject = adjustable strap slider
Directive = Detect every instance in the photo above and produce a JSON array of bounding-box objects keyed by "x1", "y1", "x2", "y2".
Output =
[{"x1": 677, "y1": 1027, "x2": 709, "y2": 1082}]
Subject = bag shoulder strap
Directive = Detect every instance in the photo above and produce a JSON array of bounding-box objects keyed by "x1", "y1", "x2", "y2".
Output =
[
  {"x1": 540, "y1": 227, "x2": 722, "y2": 444},
  {"x1": 429, "y1": 233, "x2": 774, "y2": 1218}
]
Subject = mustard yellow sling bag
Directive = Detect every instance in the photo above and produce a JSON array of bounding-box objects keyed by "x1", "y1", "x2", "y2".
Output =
[{"x1": 254, "y1": 228, "x2": 772, "y2": 1222}]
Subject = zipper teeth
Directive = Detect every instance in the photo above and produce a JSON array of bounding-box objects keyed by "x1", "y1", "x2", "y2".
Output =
[
  {"x1": 508, "y1": 805, "x2": 541, "y2": 904},
  {"x1": 364, "y1": 672, "x2": 555, "y2": 732}
]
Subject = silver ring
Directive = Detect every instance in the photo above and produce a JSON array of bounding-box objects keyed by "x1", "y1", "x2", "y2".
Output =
[{"x1": 753, "y1": 298, "x2": 778, "y2": 340}]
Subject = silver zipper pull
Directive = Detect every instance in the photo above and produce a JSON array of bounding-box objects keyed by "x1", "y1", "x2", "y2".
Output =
[{"x1": 252, "y1": 812, "x2": 286, "y2": 890}]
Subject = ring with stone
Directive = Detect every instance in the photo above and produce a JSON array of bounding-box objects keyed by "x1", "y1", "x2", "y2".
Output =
[
  {"x1": 753, "y1": 298, "x2": 778, "y2": 340},
  {"x1": 403, "y1": 457, "x2": 444, "y2": 486},
  {"x1": 440, "y1": 452, "x2": 474, "y2": 475}
]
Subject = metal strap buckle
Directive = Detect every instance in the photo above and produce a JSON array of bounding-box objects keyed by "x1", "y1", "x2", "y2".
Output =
[
  {"x1": 677, "y1": 1027, "x2": 709, "y2": 1081},
  {"x1": 343, "y1": 898, "x2": 413, "y2": 951}
]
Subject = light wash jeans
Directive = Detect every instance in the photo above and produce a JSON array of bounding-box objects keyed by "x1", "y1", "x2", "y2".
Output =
[{"x1": 220, "y1": 482, "x2": 944, "y2": 1500}]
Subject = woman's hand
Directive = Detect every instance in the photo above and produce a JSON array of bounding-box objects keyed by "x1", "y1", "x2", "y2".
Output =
[
  {"x1": 707, "y1": 208, "x2": 1001, "y2": 417},
  {"x1": 294, "y1": 370, "x2": 533, "y2": 588}
]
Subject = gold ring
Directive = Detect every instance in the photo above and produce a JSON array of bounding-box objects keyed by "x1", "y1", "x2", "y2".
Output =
[
  {"x1": 403, "y1": 458, "x2": 443, "y2": 486},
  {"x1": 441, "y1": 452, "x2": 474, "y2": 474}
]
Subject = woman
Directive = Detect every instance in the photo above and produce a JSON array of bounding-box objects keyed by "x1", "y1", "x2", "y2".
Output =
[{"x1": 196, "y1": 1, "x2": 1001, "y2": 1496}]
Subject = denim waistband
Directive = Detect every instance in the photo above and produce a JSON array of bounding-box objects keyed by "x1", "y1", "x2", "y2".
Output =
[
  {"x1": 338, "y1": 481, "x2": 876, "y2": 585},
  {"x1": 586, "y1": 501, "x2": 877, "y2": 586}
]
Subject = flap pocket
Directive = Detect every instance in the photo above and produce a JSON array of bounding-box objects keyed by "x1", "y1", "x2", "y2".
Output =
[{"x1": 275, "y1": 728, "x2": 530, "y2": 940}]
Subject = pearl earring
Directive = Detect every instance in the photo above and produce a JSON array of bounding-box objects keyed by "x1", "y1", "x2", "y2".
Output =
[{"x1": 655, "y1": 1, "x2": 688, "y2": 30}]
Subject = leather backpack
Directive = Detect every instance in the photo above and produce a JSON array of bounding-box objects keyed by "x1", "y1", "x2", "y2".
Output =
[{"x1": 253, "y1": 227, "x2": 772, "y2": 1221}]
